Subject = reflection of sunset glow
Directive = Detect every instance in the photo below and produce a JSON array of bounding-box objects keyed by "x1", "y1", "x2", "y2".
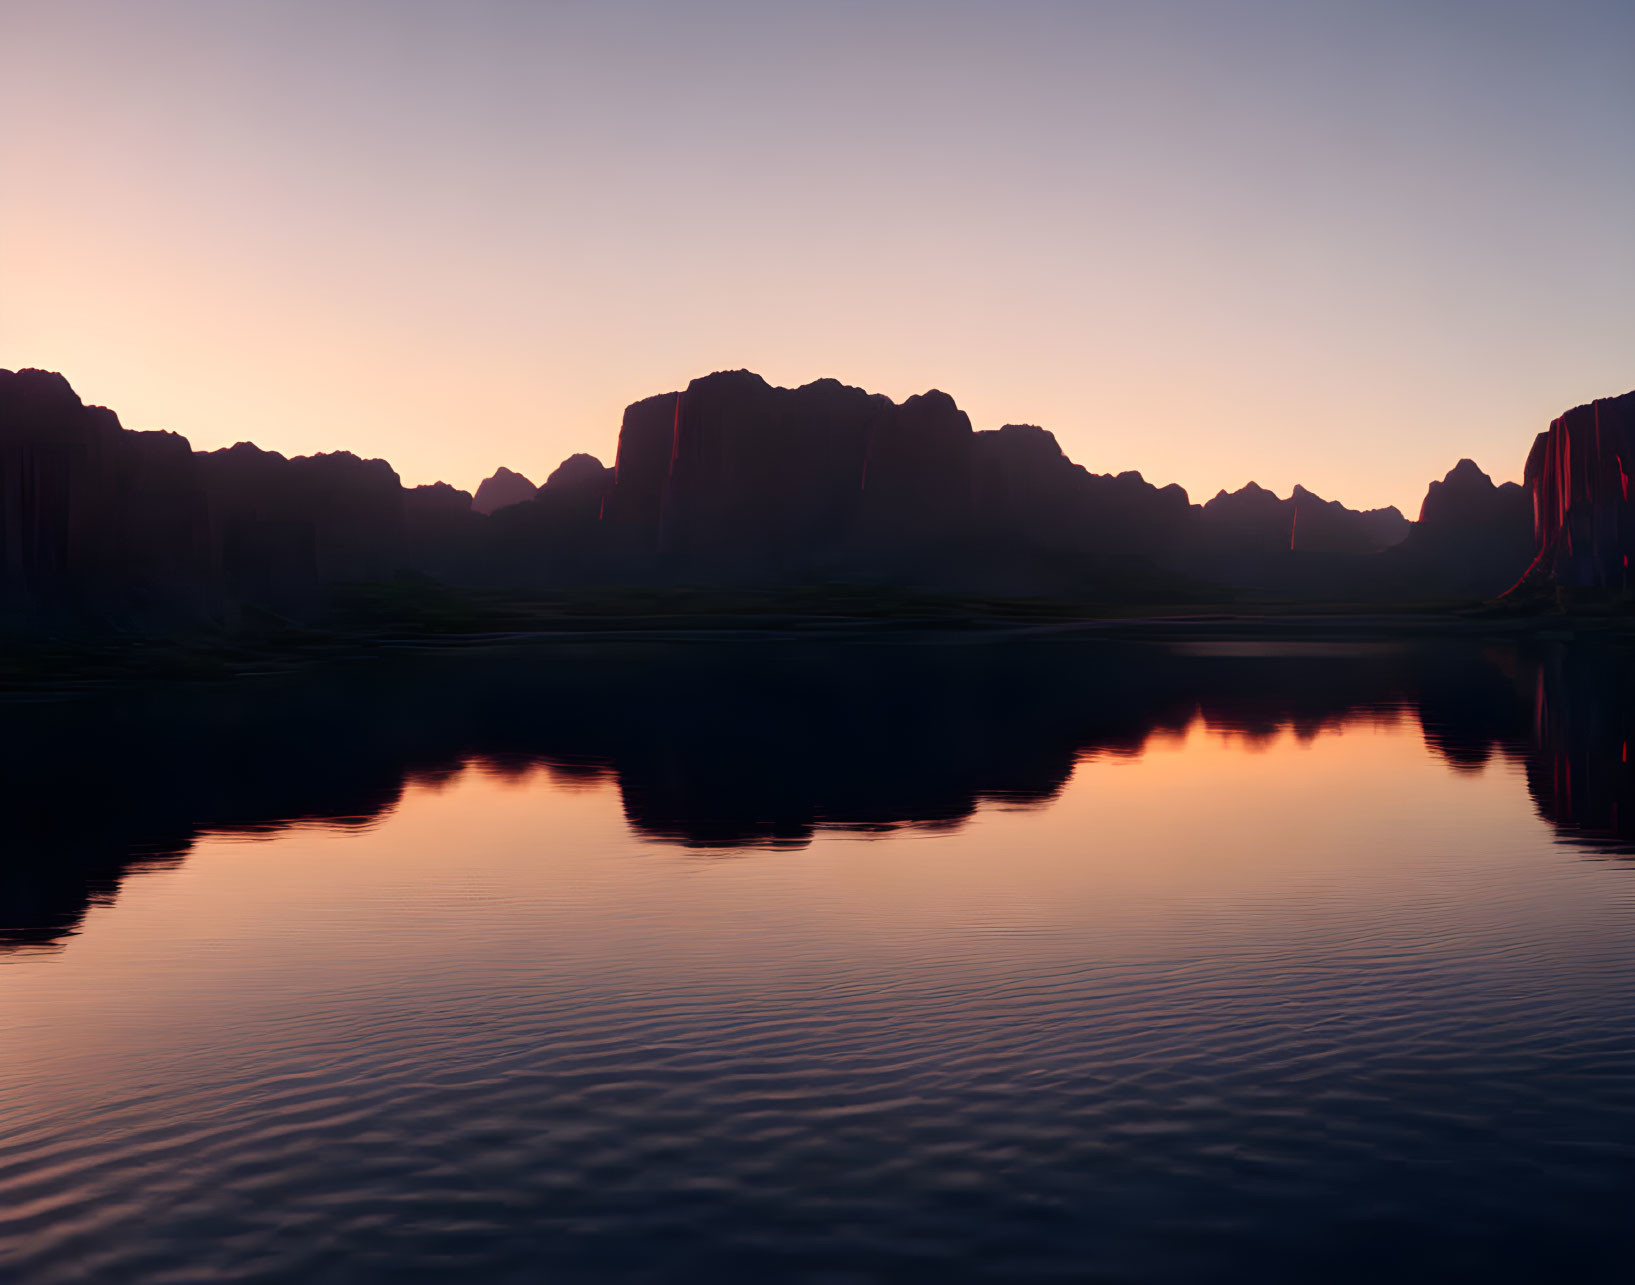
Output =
[
  {"x1": 0, "y1": 708, "x2": 1550, "y2": 1057},
  {"x1": 2, "y1": 676, "x2": 1630, "y2": 1281}
]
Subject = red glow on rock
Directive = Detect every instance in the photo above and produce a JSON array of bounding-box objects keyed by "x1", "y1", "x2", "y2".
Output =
[{"x1": 668, "y1": 392, "x2": 684, "y2": 475}]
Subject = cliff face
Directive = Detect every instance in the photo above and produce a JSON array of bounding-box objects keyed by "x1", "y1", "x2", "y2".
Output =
[
  {"x1": 600, "y1": 372, "x2": 893, "y2": 577},
  {"x1": 1522, "y1": 390, "x2": 1635, "y2": 590},
  {"x1": 196, "y1": 443, "x2": 407, "y2": 612},
  {"x1": 594, "y1": 372, "x2": 1191, "y2": 590},
  {"x1": 0, "y1": 369, "x2": 216, "y2": 627}
]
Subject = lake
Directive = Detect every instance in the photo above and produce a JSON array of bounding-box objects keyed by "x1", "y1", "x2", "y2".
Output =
[{"x1": 1, "y1": 638, "x2": 1631, "y2": 1282}]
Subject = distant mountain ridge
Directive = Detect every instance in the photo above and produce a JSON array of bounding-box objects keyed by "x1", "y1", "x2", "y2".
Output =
[
  {"x1": 1199, "y1": 481, "x2": 1409, "y2": 555},
  {"x1": 0, "y1": 365, "x2": 1563, "y2": 630}
]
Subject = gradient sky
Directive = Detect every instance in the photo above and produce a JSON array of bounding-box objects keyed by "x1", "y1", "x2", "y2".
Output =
[{"x1": 4, "y1": 1, "x2": 1632, "y2": 514}]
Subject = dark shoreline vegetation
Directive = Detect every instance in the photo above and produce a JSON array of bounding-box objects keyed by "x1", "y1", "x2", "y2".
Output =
[{"x1": 0, "y1": 578, "x2": 1629, "y2": 691}]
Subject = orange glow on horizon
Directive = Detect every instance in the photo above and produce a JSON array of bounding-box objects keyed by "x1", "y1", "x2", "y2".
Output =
[{"x1": 5, "y1": 3, "x2": 1632, "y2": 514}]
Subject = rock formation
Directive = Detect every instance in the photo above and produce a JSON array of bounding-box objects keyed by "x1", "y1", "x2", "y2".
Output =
[
  {"x1": 600, "y1": 372, "x2": 892, "y2": 578},
  {"x1": 404, "y1": 482, "x2": 482, "y2": 583},
  {"x1": 595, "y1": 371, "x2": 1191, "y2": 592},
  {"x1": 1198, "y1": 482, "x2": 1409, "y2": 556},
  {"x1": 1, "y1": 365, "x2": 1584, "y2": 625},
  {"x1": 482, "y1": 453, "x2": 612, "y2": 585},
  {"x1": 1394, "y1": 458, "x2": 1532, "y2": 598},
  {"x1": 196, "y1": 442, "x2": 406, "y2": 611},
  {"x1": 0, "y1": 368, "x2": 216, "y2": 628},
  {"x1": 1518, "y1": 390, "x2": 1635, "y2": 591},
  {"x1": 968, "y1": 424, "x2": 1194, "y2": 587}
]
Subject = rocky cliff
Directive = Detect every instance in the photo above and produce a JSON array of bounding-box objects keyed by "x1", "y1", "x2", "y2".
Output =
[
  {"x1": 0, "y1": 368, "x2": 216, "y2": 628},
  {"x1": 196, "y1": 441, "x2": 407, "y2": 612},
  {"x1": 1519, "y1": 390, "x2": 1635, "y2": 591},
  {"x1": 594, "y1": 371, "x2": 1192, "y2": 591}
]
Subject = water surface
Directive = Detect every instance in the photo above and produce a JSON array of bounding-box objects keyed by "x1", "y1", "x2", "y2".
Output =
[{"x1": 1, "y1": 640, "x2": 1632, "y2": 1282}]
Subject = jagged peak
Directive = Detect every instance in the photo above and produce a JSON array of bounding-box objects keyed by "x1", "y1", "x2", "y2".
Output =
[
  {"x1": 1441, "y1": 458, "x2": 1493, "y2": 487},
  {"x1": 473, "y1": 465, "x2": 539, "y2": 516},
  {"x1": 1207, "y1": 481, "x2": 1281, "y2": 505},
  {"x1": 0, "y1": 367, "x2": 85, "y2": 412}
]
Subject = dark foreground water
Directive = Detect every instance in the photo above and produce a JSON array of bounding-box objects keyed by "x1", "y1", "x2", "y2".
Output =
[{"x1": 1, "y1": 639, "x2": 1632, "y2": 1283}]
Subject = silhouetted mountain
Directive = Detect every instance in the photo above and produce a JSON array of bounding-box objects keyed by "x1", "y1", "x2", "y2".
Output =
[
  {"x1": 1389, "y1": 459, "x2": 1533, "y2": 598},
  {"x1": 0, "y1": 368, "x2": 216, "y2": 630},
  {"x1": 968, "y1": 424, "x2": 1194, "y2": 583},
  {"x1": 599, "y1": 372, "x2": 975, "y2": 582},
  {"x1": 196, "y1": 440, "x2": 407, "y2": 615},
  {"x1": 0, "y1": 366, "x2": 1600, "y2": 626},
  {"x1": 9, "y1": 636, "x2": 1624, "y2": 954},
  {"x1": 481, "y1": 453, "x2": 613, "y2": 585},
  {"x1": 472, "y1": 466, "x2": 538, "y2": 515},
  {"x1": 1199, "y1": 482, "x2": 1408, "y2": 556},
  {"x1": 404, "y1": 482, "x2": 482, "y2": 583},
  {"x1": 1187, "y1": 482, "x2": 1412, "y2": 596},
  {"x1": 591, "y1": 373, "x2": 1200, "y2": 595},
  {"x1": 242, "y1": 449, "x2": 400, "y2": 579},
  {"x1": 1200, "y1": 482, "x2": 1294, "y2": 552}
]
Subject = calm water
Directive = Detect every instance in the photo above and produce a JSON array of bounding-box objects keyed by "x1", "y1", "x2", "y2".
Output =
[{"x1": 1, "y1": 640, "x2": 1632, "y2": 1283}]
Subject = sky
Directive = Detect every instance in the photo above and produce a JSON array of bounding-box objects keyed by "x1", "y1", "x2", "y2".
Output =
[{"x1": 3, "y1": 0, "x2": 1633, "y2": 515}]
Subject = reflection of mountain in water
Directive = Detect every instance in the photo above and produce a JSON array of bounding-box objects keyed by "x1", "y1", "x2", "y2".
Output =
[
  {"x1": 1, "y1": 639, "x2": 1626, "y2": 951},
  {"x1": 1525, "y1": 646, "x2": 1635, "y2": 858}
]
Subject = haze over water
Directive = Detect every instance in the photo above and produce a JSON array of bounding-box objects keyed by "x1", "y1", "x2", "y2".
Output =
[{"x1": 2, "y1": 640, "x2": 1632, "y2": 1282}]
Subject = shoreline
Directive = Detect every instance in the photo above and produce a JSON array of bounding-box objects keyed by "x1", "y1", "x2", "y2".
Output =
[{"x1": 0, "y1": 587, "x2": 1622, "y2": 694}]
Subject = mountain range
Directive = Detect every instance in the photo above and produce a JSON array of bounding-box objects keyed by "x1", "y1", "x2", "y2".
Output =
[{"x1": 0, "y1": 365, "x2": 1599, "y2": 632}]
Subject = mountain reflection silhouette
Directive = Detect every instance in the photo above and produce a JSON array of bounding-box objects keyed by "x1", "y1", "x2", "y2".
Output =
[{"x1": 1, "y1": 638, "x2": 1628, "y2": 951}]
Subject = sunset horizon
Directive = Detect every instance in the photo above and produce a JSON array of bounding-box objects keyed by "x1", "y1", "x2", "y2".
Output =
[
  {"x1": 8, "y1": 2, "x2": 1633, "y2": 516},
  {"x1": 13, "y1": 358, "x2": 1561, "y2": 519},
  {"x1": 6, "y1": 5, "x2": 1634, "y2": 1283}
]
